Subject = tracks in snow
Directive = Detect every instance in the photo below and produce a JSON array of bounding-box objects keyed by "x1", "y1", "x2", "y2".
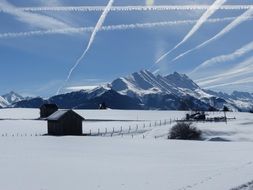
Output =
[{"x1": 177, "y1": 162, "x2": 253, "y2": 190}]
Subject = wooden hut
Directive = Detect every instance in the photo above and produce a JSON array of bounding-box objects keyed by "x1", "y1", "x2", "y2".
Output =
[
  {"x1": 47, "y1": 110, "x2": 84, "y2": 136},
  {"x1": 40, "y1": 104, "x2": 58, "y2": 118}
]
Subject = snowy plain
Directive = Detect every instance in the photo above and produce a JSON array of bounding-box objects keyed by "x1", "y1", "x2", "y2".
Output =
[{"x1": 0, "y1": 108, "x2": 253, "y2": 190}]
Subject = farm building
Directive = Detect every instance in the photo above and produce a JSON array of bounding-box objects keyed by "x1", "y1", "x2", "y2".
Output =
[
  {"x1": 40, "y1": 103, "x2": 58, "y2": 118},
  {"x1": 47, "y1": 110, "x2": 84, "y2": 136},
  {"x1": 186, "y1": 112, "x2": 206, "y2": 121}
]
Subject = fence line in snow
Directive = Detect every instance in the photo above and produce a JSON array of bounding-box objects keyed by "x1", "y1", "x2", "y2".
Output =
[
  {"x1": 0, "y1": 118, "x2": 179, "y2": 139},
  {"x1": 0, "y1": 133, "x2": 44, "y2": 137},
  {"x1": 84, "y1": 118, "x2": 177, "y2": 138}
]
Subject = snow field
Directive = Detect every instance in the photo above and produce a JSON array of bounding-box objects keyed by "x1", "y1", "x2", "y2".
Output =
[
  {"x1": 0, "y1": 109, "x2": 253, "y2": 141},
  {"x1": 0, "y1": 137, "x2": 253, "y2": 190},
  {"x1": 0, "y1": 109, "x2": 253, "y2": 189}
]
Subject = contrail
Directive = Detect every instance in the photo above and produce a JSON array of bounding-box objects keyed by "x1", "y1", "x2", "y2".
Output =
[
  {"x1": 1, "y1": 16, "x2": 251, "y2": 39},
  {"x1": 0, "y1": 5, "x2": 252, "y2": 13},
  {"x1": 202, "y1": 76, "x2": 253, "y2": 89},
  {"x1": 56, "y1": 0, "x2": 114, "y2": 95},
  {"x1": 171, "y1": 7, "x2": 253, "y2": 63},
  {"x1": 0, "y1": 27, "x2": 93, "y2": 38},
  {"x1": 155, "y1": 0, "x2": 226, "y2": 64},
  {"x1": 196, "y1": 56, "x2": 253, "y2": 87},
  {"x1": 190, "y1": 40, "x2": 253, "y2": 75}
]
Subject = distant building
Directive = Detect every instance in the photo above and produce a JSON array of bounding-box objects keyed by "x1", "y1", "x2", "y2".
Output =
[
  {"x1": 40, "y1": 104, "x2": 58, "y2": 118},
  {"x1": 186, "y1": 112, "x2": 206, "y2": 121},
  {"x1": 47, "y1": 110, "x2": 84, "y2": 136},
  {"x1": 99, "y1": 102, "x2": 107, "y2": 110}
]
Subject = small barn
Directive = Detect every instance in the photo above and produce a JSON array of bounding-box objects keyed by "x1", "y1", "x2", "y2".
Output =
[
  {"x1": 40, "y1": 103, "x2": 58, "y2": 118},
  {"x1": 47, "y1": 110, "x2": 84, "y2": 136},
  {"x1": 186, "y1": 112, "x2": 206, "y2": 121}
]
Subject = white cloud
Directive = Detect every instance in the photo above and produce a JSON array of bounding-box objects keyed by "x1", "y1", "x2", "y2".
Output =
[
  {"x1": 0, "y1": 0, "x2": 70, "y2": 30},
  {"x1": 190, "y1": 40, "x2": 253, "y2": 75},
  {"x1": 66, "y1": 85, "x2": 98, "y2": 91},
  {"x1": 196, "y1": 56, "x2": 253, "y2": 87},
  {"x1": 203, "y1": 76, "x2": 253, "y2": 89}
]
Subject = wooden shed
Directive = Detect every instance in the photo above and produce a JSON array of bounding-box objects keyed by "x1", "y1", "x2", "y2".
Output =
[
  {"x1": 40, "y1": 104, "x2": 58, "y2": 118},
  {"x1": 47, "y1": 110, "x2": 84, "y2": 136}
]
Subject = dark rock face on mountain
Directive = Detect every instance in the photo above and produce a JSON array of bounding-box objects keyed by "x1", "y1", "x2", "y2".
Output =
[
  {"x1": 75, "y1": 90, "x2": 143, "y2": 110},
  {"x1": 48, "y1": 88, "x2": 142, "y2": 109},
  {"x1": 8, "y1": 70, "x2": 253, "y2": 111},
  {"x1": 12, "y1": 97, "x2": 45, "y2": 108}
]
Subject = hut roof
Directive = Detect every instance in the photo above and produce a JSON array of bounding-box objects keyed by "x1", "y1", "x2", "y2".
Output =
[
  {"x1": 40, "y1": 103, "x2": 58, "y2": 109},
  {"x1": 47, "y1": 110, "x2": 84, "y2": 121}
]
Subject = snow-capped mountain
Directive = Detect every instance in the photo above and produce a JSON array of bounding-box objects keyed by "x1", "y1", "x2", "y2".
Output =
[
  {"x1": 110, "y1": 70, "x2": 218, "y2": 109},
  {"x1": 0, "y1": 96, "x2": 9, "y2": 108},
  {"x1": 0, "y1": 91, "x2": 24, "y2": 107},
  {"x1": 110, "y1": 70, "x2": 253, "y2": 111},
  {"x1": 2, "y1": 91, "x2": 24, "y2": 104},
  {"x1": 205, "y1": 90, "x2": 253, "y2": 111},
  {"x1": 111, "y1": 70, "x2": 200, "y2": 97},
  {"x1": 111, "y1": 70, "x2": 206, "y2": 97},
  {"x1": 5, "y1": 70, "x2": 253, "y2": 111}
]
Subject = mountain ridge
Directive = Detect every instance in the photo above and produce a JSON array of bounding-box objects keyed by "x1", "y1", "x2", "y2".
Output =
[{"x1": 2, "y1": 70, "x2": 253, "y2": 111}]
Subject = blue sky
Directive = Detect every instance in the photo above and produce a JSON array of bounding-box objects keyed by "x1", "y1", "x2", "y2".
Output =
[{"x1": 0, "y1": 0, "x2": 253, "y2": 97}]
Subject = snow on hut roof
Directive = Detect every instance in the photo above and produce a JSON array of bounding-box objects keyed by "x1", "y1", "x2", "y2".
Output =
[{"x1": 47, "y1": 110, "x2": 84, "y2": 121}]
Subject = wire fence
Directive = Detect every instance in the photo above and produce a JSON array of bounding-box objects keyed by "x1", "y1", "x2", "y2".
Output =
[
  {"x1": 0, "y1": 113, "x2": 235, "y2": 139},
  {"x1": 0, "y1": 133, "x2": 44, "y2": 137},
  {"x1": 84, "y1": 118, "x2": 177, "y2": 139}
]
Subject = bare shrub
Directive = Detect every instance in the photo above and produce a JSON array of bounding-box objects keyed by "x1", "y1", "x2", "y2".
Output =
[{"x1": 168, "y1": 122, "x2": 202, "y2": 140}]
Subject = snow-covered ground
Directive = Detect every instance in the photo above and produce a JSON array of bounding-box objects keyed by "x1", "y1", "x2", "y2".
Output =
[{"x1": 0, "y1": 108, "x2": 253, "y2": 190}]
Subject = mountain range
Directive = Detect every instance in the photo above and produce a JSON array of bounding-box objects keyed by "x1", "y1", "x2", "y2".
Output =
[{"x1": 1, "y1": 70, "x2": 253, "y2": 111}]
